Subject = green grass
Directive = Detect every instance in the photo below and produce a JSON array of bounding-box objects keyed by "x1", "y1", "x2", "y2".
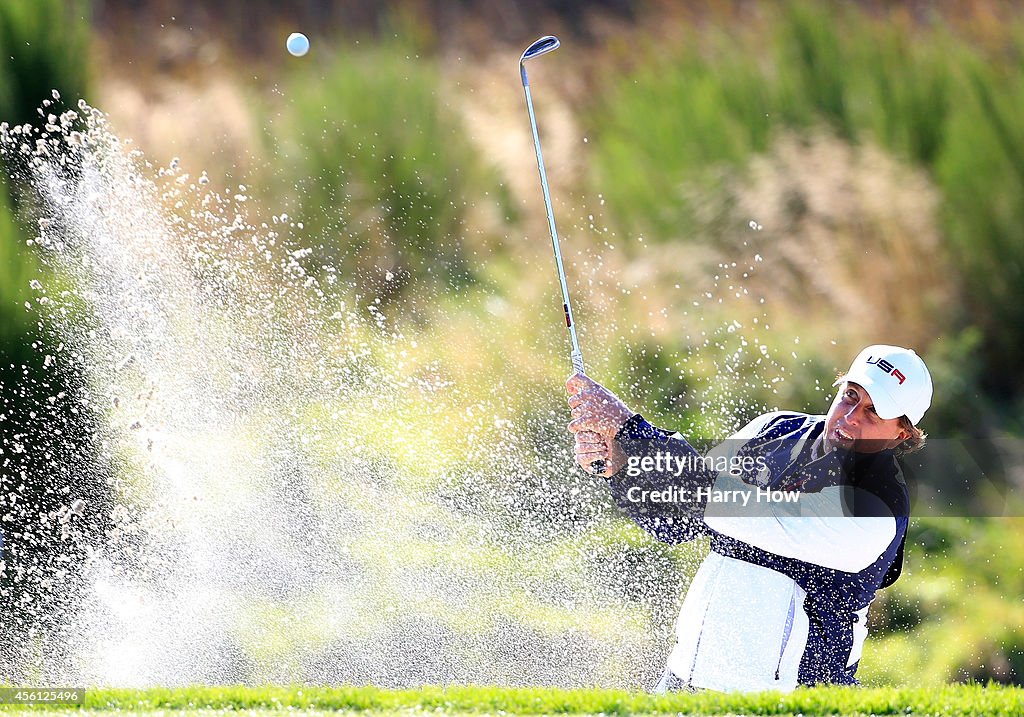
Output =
[{"x1": 2, "y1": 684, "x2": 1022, "y2": 716}]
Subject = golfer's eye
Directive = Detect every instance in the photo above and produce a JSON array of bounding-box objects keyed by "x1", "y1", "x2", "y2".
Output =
[{"x1": 844, "y1": 389, "x2": 857, "y2": 401}]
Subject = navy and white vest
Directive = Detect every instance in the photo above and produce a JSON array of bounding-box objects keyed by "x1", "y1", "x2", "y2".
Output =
[{"x1": 608, "y1": 412, "x2": 909, "y2": 686}]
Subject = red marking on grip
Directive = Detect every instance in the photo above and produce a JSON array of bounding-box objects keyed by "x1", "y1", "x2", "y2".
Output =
[{"x1": 563, "y1": 303, "x2": 571, "y2": 327}]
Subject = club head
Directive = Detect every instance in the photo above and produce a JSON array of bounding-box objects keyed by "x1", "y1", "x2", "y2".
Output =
[{"x1": 520, "y1": 36, "x2": 560, "y2": 65}]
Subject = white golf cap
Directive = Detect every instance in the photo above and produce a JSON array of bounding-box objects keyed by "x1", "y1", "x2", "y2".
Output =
[{"x1": 833, "y1": 344, "x2": 933, "y2": 425}]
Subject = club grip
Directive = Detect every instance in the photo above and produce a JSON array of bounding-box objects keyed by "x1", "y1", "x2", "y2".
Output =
[
  {"x1": 590, "y1": 458, "x2": 607, "y2": 476},
  {"x1": 571, "y1": 351, "x2": 585, "y2": 375}
]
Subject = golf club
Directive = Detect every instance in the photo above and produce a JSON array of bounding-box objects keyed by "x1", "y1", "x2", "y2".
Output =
[{"x1": 519, "y1": 35, "x2": 606, "y2": 477}]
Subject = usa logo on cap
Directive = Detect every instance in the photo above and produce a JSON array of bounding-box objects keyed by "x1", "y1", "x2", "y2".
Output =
[{"x1": 833, "y1": 345, "x2": 933, "y2": 425}]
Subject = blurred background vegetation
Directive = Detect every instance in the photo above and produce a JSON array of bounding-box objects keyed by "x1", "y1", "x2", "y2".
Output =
[{"x1": 1, "y1": 0, "x2": 1023, "y2": 687}]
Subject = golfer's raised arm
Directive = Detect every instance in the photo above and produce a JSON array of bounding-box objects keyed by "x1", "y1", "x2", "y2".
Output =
[
  {"x1": 566, "y1": 374, "x2": 719, "y2": 543},
  {"x1": 565, "y1": 372, "x2": 718, "y2": 478},
  {"x1": 565, "y1": 373, "x2": 633, "y2": 473}
]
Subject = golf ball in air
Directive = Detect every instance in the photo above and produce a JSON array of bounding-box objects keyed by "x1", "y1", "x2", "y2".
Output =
[{"x1": 287, "y1": 33, "x2": 309, "y2": 57}]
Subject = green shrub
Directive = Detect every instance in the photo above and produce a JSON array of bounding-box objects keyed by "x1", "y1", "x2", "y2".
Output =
[
  {"x1": 863, "y1": 518, "x2": 1024, "y2": 685},
  {"x1": 0, "y1": 188, "x2": 34, "y2": 353},
  {"x1": 265, "y1": 39, "x2": 508, "y2": 301},
  {"x1": 0, "y1": 0, "x2": 91, "y2": 356},
  {"x1": 0, "y1": 0, "x2": 91, "y2": 128}
]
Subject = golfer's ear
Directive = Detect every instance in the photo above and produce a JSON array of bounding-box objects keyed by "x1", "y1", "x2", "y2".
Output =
[{"x1": 889, "y1": 427, "x2": 910, "y2": 447}]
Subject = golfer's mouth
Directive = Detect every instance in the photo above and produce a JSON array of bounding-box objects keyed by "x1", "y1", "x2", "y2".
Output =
[{"x1": 833, "y1": 426, "x2": 856, "y2": 443}]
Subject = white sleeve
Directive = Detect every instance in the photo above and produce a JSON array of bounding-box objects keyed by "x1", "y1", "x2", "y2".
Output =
[{"x1": 703, "y1": 470, "x2": 897, "y2": 573}]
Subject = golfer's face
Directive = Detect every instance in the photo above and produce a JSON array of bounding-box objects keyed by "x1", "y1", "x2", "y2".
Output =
[{"x1": 824, "y1": 382, "x2": 909, "y2": 453}]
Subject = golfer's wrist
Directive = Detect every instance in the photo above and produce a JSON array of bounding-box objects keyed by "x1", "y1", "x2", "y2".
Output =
[{"x1": 604, "y1": 444, "x2": 629, "y2": 478}]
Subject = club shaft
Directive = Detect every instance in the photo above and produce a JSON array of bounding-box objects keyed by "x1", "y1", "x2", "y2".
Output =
[
  {"x1": 521, "y1": 59, "x2": 606, "y2": 477},
  {"x1": 521, "y1": 78, "x2": 584, "y2": 367}
]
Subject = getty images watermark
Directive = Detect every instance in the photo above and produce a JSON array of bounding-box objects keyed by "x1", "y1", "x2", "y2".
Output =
[
  {"x1": 611, "y1": 437, "x2": 1024, "y2": 518},
  {"x1": 623, "y1": 451, "x2": 801, "y2": 506}
]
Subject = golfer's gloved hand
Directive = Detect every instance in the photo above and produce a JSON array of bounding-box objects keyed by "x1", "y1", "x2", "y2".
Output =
[{"x1": 566, "y1": 373, "x2": 632, "y2": 475}]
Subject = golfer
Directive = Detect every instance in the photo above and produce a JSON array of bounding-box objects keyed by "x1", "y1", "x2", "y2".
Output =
[{"x1": 566, "y1": 344, "x2": 931, "y2": 693}]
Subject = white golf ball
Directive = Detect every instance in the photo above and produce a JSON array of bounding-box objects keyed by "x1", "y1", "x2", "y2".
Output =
[{"x1": 287, "y1": 32, "x2": 309, "y2": 57}]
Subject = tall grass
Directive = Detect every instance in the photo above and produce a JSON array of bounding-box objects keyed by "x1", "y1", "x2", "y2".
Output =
[
  {"x1": 584, "y1": 0, "x2": 1024, "y2": 410},
  {"x1": 935, "y1": 54, "x2": 1024, "y2": 398},
  {"x1": 264, "y1": 39, "x2": 510, "y2": 303},
  {"x1": 587, "y1": 2, "x2": 959, "y2": 240}
]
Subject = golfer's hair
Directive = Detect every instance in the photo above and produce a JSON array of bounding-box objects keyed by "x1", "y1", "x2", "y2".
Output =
[
  {"x1": 896, "y1": 417, "x2": 927, "y2": 455},
  {"x1": 834, "y1": 371, "x2": 927, "y2": 454}
]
